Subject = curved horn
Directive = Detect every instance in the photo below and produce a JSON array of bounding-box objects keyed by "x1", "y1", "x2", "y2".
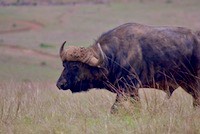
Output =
[
  {"x1": 59, "y1": 42, "x2": 105, "y2": 67},
  {"x1": 96, "y1": 43, "x2": 105, "y2": 67},
  {"x1": 87, "y1": 43, "x2": 105, "y2": 67},
  {"x1": 60, "y1": 41, "x2": 66, "y2": 58}
]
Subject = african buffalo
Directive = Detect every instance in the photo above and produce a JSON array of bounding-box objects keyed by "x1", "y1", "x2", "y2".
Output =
[{"x1": 57, "y1": 23, "x2": 200, "y2": 113}]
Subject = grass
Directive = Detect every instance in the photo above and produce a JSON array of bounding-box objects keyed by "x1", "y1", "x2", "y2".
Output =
[
  {"x1": 0, "y1": 45, "x2": 60, "y2": 82},
  {"x1": 1, "y1": 0, "x2": 200, "y2": 53},
  {"x1": 39, "y1": 43, "x2": 55, "y2": 49},
  {"x1": 0, "y1": 0, "x2": 200, "y2": 133},
  {"x1": 0, "y1": 82, "x2": 200, "y2": 134}
]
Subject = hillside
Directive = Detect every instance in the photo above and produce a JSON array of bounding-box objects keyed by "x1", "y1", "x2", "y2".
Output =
[{"x1": 0, "y1": 0, "x2": 185, "y2": 6}]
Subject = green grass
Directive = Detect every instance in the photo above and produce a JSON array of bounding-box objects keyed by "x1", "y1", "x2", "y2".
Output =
[
  {"x1": 0, "y1": 60, "x2": 59, "y2": 82},
  {"x1": 39, "y1": 43, "x2": 55, "y2": 49},
  {"x1": 0, "y1": 45, "x2": 60, "y2": 82},
  {"x1": 0, "y1": 0, "x2": 200, "y2": 53},
  {"x1": 0, "y1": 0, "x2": 200, "y2": 133}
]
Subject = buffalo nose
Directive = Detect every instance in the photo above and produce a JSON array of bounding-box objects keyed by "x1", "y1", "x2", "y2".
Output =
[
  {"x1": 56, "y1": 82, "x2": 64, "y2": 90},
  {"x1": 56, "y1": 79, "x2": 67, "y2": 90}
]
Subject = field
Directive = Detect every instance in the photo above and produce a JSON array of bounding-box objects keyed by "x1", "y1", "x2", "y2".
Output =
[{"x1": 0, "y1": 0, "x2": 200, "y2": 133}]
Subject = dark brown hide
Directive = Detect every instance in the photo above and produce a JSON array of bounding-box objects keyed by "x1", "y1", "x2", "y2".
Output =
[{"x1": 57, "y1": 23, "x2": 200, "y2": 113}]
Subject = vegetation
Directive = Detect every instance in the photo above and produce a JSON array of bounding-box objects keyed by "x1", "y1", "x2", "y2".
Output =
[
  {"x1": 0, "y1": 82, "x2": 200, "y2": 133},
  {"x1": 0, "y1": 0, "x2": 180, "y2": 6},
  {"x1": 0, "y1": 0, "x2": 200, "y2": 133}
]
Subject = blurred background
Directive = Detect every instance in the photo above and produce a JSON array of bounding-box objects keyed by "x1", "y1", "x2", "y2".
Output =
[
  {"x1": 0, "y1": 1, "x2": 200, "y2": 133},
  {"x1": 0, "y1": 0, "x2": 200, "y2": 82}
]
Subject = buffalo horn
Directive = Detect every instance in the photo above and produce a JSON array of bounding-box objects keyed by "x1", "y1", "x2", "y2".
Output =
[
  {"x1": 60, "y1": 41, "x2": 66, "y2": 58},
  {"x1": 96, "y1": 43, "x2": 105, "y2": 67},
  {"x1": 86, "y1": 43, "x2": 105, "y2": 67},
  {"x1": 59, "y1": 42, "x2": 105, "y2": 67}
]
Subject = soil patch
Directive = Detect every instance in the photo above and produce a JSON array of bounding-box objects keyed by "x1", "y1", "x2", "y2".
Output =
[
  {"x1": 0, "y1": 20, "x2": 44, "y2": 34},
  {"x1": 0, "y1": 44, "x2": 58, "y2": 59}
]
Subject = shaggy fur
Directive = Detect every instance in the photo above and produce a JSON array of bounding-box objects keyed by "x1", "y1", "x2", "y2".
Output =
[
  {"x1": 60, "y1": 45, "x2": 100, "y2": 67},
  {"x1": 57, "y1": 22, "x2": 200, "y2": 113}
]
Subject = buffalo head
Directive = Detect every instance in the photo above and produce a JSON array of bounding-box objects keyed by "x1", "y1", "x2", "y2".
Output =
[{"x1": 56, "y1": 41, "x2": 106, "y2": 93}]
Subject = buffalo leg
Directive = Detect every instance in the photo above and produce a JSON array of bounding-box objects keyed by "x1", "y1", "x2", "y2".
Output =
[
  {"x1": 156, "y1": 80, "x2": 177, "y2": 99},
  {"x1": 194, "y1": 68, "x2": 200, "y2": 107},
  {"x1": 192, "y1": 92, "x2": 200, "y2": 107},
  {"x1": 130, "y1": 88, "x2": 140, "y2": 102},
  {"x1": 165, "y1": 86, "x2": 175, "y2": 99},
  {"x1": 110, "y1": 89, "x2": 140, "y2": 114},
  {"x1": 190, "y1": 81, "x2": 200, "y2": 107},
  {"x1": 180, "y1": 81, "x2": 200, "y2": 107},
  {"x1": 110, "y1": 94, "x2": 124, "y2": 114}
]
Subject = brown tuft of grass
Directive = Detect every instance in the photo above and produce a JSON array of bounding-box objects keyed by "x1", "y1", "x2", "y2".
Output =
[{"x1": 0, "y1": 81, "x2": 200, "y2": 133}]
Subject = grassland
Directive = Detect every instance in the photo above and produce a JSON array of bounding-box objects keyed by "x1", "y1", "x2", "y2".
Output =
[
  {"x1": 0, "y1": 0, "x2": 200, "y2": 133},
  {"x1": 1, "y1": 83, "x2": 199, "y2": 134}
]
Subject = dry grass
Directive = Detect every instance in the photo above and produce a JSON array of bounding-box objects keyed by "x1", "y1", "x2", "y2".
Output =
[
  {"x1": 1, "y1": 1, "x2": 200, "y2": 133},
  {"x1": 0, "y1": 82, "x2": 200, "y2": 134}
]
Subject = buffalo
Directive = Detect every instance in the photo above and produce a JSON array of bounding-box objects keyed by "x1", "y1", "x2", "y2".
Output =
[{"x1": 57, "y1": 23, "x2": 200, "y2": 113}]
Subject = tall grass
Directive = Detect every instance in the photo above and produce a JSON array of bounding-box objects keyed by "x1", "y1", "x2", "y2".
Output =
[{"x1": 0, "y1": 81, "x2": 200, "y2": 134}]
